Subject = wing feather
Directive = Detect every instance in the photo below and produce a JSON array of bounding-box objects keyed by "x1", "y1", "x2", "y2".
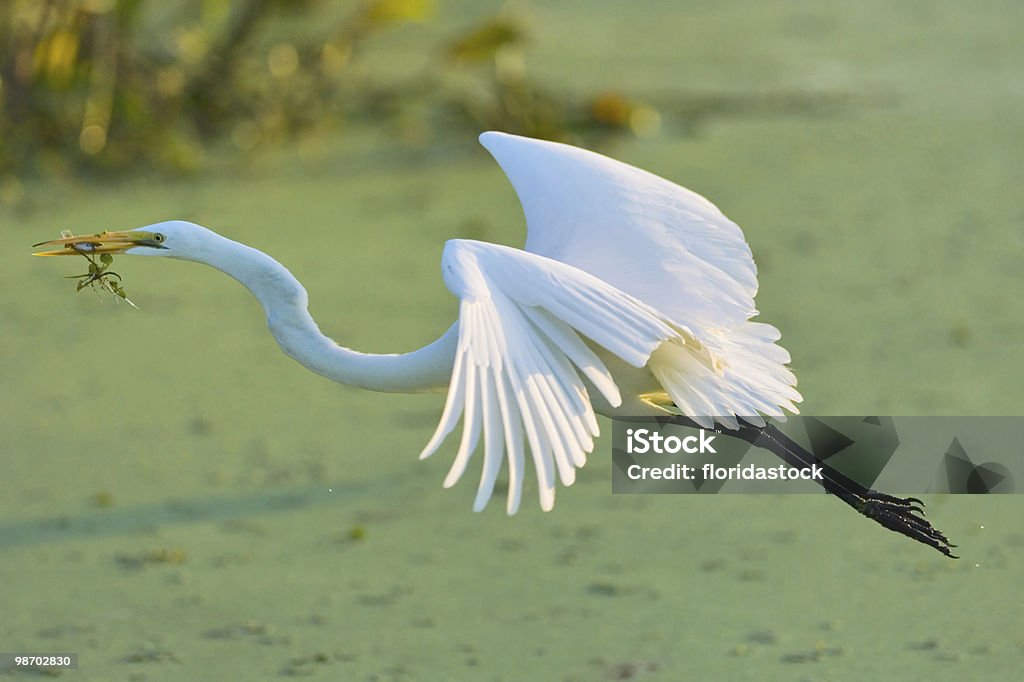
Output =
[
  {"x1": 494, "y1": 371, "x2": 525, "y2": 514},
  {"x1": 520, "y1": 306, "x2": 619, "y2": 409},
  {"x1": 422, "y1": 239, "x2": 689, "y2": 512},
  {"x1": 474, "y1": 367, "x2": 504, "y2": 511}
]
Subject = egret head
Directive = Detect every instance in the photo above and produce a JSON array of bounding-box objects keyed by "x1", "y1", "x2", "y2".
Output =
[{"x1": 33, "y1": 221, "x2": 216, "y2": 261}]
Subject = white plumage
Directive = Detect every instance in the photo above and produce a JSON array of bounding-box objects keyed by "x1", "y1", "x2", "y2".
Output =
[{"x1": 421, "y1": 133, "x2": 800, "y2": 512}]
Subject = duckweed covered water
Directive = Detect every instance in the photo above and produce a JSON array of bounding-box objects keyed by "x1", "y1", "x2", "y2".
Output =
[{"x1": 2, "y1": 1, "x2": 1021, "y2": 679}]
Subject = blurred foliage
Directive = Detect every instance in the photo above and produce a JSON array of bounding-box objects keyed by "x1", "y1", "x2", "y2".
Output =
[
  {"x1": 0, "y1": 0, "x2": 661, "y2": 185},
  {"x1": 0, "y1": 0, "x2": 852, "y2": 200}
]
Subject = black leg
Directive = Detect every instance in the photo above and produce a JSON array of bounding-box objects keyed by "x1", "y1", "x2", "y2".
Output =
[{"x1": 674, "y1": 418, "x2": 958, "y2": 558}]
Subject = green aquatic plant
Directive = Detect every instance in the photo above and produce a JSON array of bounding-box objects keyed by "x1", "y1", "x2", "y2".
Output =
[
  {"x1": 37, "y1": 230, "x2": 138, "y2": 307},
  {"x1": 67, "y1": 250, "x2": 136, "y2": 307}
]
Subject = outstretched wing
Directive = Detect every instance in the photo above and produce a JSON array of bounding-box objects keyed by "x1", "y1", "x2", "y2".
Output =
[
  {"x1": 480, "y1": 131, "x2": 757, "y2": 337},
  {"x1": 420, "y1": 239, "x2": 697, "y2": 514},
  {"x1": 479, "y1": 132, "x2": 801, "y2": 429}
]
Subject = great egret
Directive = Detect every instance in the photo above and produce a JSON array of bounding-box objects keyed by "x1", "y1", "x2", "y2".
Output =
[{"x1": 35, "y1": 131, "x2": 954, "y2": 556}]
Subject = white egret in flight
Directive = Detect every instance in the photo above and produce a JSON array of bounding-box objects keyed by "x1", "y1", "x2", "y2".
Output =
[{"x1": 35, "y1": 132, "x2": 954, "y2": 556}]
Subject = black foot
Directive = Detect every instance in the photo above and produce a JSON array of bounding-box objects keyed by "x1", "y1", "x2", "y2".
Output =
[{"x1": 857, "y1": 491, "x2": 958, "y2": 558}]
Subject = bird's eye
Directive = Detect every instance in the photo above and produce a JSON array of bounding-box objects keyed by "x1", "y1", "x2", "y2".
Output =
[{"x1": 153, "y1": 233, "x2": 165, "y2": 243}]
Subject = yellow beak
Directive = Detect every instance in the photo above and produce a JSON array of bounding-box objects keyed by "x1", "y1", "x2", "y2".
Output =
[{"x1": 32, "y1": 230, "x2": 164, "y2": 256}]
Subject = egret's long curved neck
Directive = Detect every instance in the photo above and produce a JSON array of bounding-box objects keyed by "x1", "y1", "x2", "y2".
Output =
[{"x1": 190, "y1": 233, "x2": 456, "y2": 393}]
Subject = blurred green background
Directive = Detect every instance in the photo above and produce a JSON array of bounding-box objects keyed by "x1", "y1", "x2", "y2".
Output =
[{"x1": 2, "y1": 0, "x2": 1022, "y2": 679}]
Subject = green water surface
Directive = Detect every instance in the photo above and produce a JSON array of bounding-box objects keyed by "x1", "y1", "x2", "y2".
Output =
[{"x1": 2, "y1": 1, "x2": 1021, "y2": 679}]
